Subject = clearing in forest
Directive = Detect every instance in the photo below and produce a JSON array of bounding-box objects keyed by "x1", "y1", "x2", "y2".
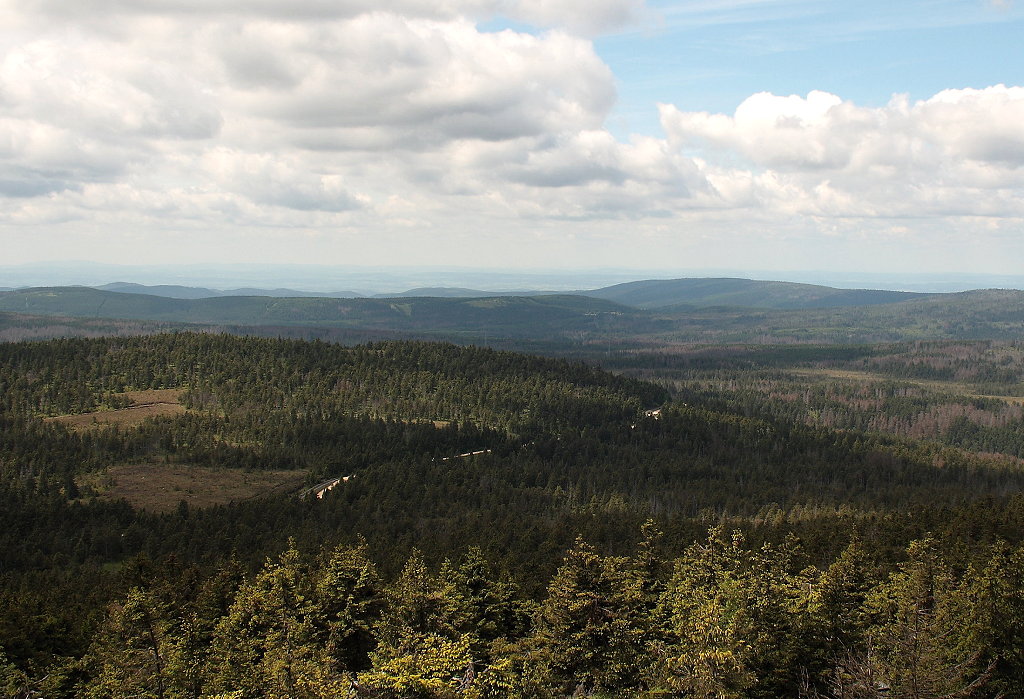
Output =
[
  {"x1": 790, "y1": 368, "x2": 1024, "y2": 404},
  {"x1": 47, "y1": 388, "x2": 186, "y2": 429},
  {"x1": 78, "y1": 462, "x2": 309, "y2": 513}
]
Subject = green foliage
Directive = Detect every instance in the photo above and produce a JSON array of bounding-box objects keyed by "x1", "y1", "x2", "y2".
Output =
[
  {"x1": 359, "y1": 633, "x2": 474, "y2": 698},
  {"x1": 0, "y1": 645, "x2": 28, "y2": 697},
  {"x1": 310, "y1": 540, "x2": 382, "y2": 673},
  {"x1": 652, "y1": 529, "x2": 802, "y2": 697},
  {"x1": 5, "y1": 334, "x2": 1024, "y2": 696},
  {"x1": 855, "y1": 539, "x2": 995, "y2": 698},
  {"x1": 8, "y1": 527, "x2": 1024, "y2": 697},
  {"x1": 83, "y1": 587, "x2": 177, "y2": 698},
  {"x1": 207, "y1": 544, "x2": 323, "y2": 697},
  {"x1": 957, "y1": 542, "x2": 1024, "y2": 695},
  {"x1": 803, "y1": 538, "x2": 881, "y2": 687},
  {"x1": 530, "y1": 538, "x2": 650, "y2": 695}
]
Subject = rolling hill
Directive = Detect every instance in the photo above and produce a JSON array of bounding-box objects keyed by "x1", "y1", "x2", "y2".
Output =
[
  {"x1": 0, "y1": 286, "x2": 655, "y2": 339},
  {"x1": 581, "y1": 277, "x2": 930, "y2": 309},
  {"x1": 81, "y1": 276, "x2": 936, "y2": 312},
  {"x1": 372, "y1": 287, "x2": 543, "y2": 298},
  {"x1": 98, "y1": 282, "x2": 363, "y2": 299},
  {"x1": 2, "y1": 283, "x2": 1023, "y2": 346}
]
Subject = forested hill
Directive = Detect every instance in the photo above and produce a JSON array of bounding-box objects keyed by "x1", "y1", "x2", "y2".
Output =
[
  {"x1": 3, "y1": 333, "x2": 1024, "y2": 695},
  {"x1": 0, "y1": 334, "x2": 663, "y2": 428},
  {"x1": 580, "y1": 277, "x2": 929, "y2": 309},
  {"x1": 0, "y1": 286, "x2": 655, "y2": 339},
  {"x1": 90, "y1": 277, "x2": 932, "y2": 309},
  {"x1": 645, "y1": 288, "x2": 1024, "y2": 344},
  {"x1": 98, "y1": 282, "x2": 363, "y2": 299},
  {"x1": 5, "y1": 284, "x2": 1024, "y2": 345}
]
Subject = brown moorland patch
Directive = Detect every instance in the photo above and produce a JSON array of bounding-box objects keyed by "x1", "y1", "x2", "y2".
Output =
[
  {"x1": 118, "y1": 388, "x2": 184, "y2": 405},
  {"x1": 78, "y1": 462, "x2": 309, "y2": 513},
  {"x1": 47, "y1": 388, "x2": 186, "y2": 430},
  {"x1": 790, "y1": 368, "x2": 1024, "y2": 404}
]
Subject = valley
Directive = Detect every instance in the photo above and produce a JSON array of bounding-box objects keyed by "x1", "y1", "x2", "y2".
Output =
[{"x1": 2, "y1": 280, "x2": 1024, "y2": 696}]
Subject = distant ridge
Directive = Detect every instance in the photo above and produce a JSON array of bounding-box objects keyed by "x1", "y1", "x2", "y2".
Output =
[
  {"x1": 93, "y1": 277, "x2": 932, "y2": 310},
  {"x1": 372, "y1": 286, "x2": 516, "y2": 298},
  {"x1": 98, "y1": 282, "x2": 362, "y2": 299},
  {"x1": 0, "y1": 287, "x2": 650, "y2": 338},
  {"x1": 2, "y1": 284, "x2": 1024, "y2": 344},
  {"x1": 581, "y1": 277, "x2": 930, "y2": 310}
]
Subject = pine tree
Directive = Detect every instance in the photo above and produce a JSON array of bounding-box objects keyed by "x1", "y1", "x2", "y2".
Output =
[
  {"x1": 310, "y1": 540, "x2": 383, "y2": 673},
  {"x1": 862, "y1": 538, "x2": 994, "y2": 698},
  {"x1": 208, "y1": 543, "x2": 339, "y2": 698},
  {"x1": 530, "y1": 537, "x2": 650, "y2": 696},
  {"x1": 652, "y1": 529, "x2": 756, "y2": 698},
  {"x1": 357, "y1": 549, "x2": 475, "y2": 697},
  {"x1": 83, "y1": 587, "x2": 176, "y2": 699},
  {"x1": 0, "y1": 645, "x2": 28, "y2": 698}
]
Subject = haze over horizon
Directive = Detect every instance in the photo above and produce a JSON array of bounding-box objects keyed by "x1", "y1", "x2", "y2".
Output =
[
  {"x1": 4, "y1": 261, "x2": 1024, "y2": 296},
  {"x1": 2, "y1": 1, "x2": 1022, "y2": 275}
]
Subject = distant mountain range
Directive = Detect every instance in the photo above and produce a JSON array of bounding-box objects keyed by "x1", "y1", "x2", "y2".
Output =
[
  {"x1": 97, "y1": 282, "x2": 363, "y2": 299},
  {"x1": 0, "y1": 287, "x2": 654, "y2": 339},
  {"x1": 92, "y1": 277, "x2": 931, "y2": 310},
  {"x1": 2, "y1": 278, "x2": 1022, "y2": 345},
  {"x1": 374, "y1": 287, "x2": 547, "y2": 299},
  {"x1": 95, "y1": 282, "x2": 542, "y2": 300},
  {"x1": 581, "y1": 277, "x2": 930, "y2": 310}
]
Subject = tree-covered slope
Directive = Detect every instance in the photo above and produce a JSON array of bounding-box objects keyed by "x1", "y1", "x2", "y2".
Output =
[
  {"x1": 98, "y1": 282, "x2": 363, "y2": 299},
  {"x1": 4, "y1": 334, "x2": 1024, "y2": 696},
  {"x1": 2, "y1": 334, "x2": 1022, "y2": 579},
  {"x1": 584, "y1": 277, "x2": 929, "y2": 309},
  {"x1": 0, "y1": 287, "x2": 655, "y2": 339},
  {"x1": 7, "y1": 284, "x2": 1024, "y2": 346}
]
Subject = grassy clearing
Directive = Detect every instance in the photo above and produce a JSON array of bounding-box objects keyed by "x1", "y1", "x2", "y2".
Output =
[
  {"x1": 790, "y1": 368, "x2": 1024, "y2": 404},
  {"x1": 78, "y1": 462, "x2": 308, "y2": 513},
  {"x1": 117, "y1": 388, "x2": 183, "y2": 404},
  {"x1": 50, "y1": 402, "x2": 186, "y2": 429},
  {"x1": 47, "y1": 388, "x2": 186, "y2": 429}
]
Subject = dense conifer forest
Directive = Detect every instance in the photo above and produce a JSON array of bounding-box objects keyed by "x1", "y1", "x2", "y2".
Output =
[{"x1": 2, "y1": 333, "x2": 1024, "y2": 696}]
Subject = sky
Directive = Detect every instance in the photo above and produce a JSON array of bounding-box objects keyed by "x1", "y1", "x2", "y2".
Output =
[{"x1": 1, "y1": 0, "x2": 1023, "y2": 280}]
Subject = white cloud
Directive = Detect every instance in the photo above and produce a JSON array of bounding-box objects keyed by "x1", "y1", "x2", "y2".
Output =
[
  {"x1": 508, "y1": 0, "x2": 646, "y2": 35},
  {"x1": 0, "y1": 3, "x2": 626, "y2": 225},
  {"x1": 15, "y1": 0, "x2": 644, "y2": 35},
  {"x1": 222, "y1": 17, "x2": 616, "y2": 147},
  {"x1": 660, "y1": 86, "x2": 1024, "y2": 218},
  {"x1": 200, "y1": 148, "x2": 365, "y2": 212},
  {"x1": 0, "y1": 0, "x2": 1022, "y2": 272}
]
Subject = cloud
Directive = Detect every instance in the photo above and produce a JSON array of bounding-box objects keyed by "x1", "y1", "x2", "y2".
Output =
[
  {"x1": 222, "y1": 16, "x2": 616, "y2": 147},
  {"x1": 1, "y1": 38, "x2": 222, "y2": 140},
  {"x1": 508, "y1": 0, "x2": 646, "y2": 35},
  {"x1": 200, "y1": 148, "x2": 365, "y2": 212},
  {"x1": 16, "y1": 0, "x2": 644, "y2": 35},
  {"x1": 0, "y1": 3, "x2": 622, "y2": 221},
  {"x1": 1, "y1": 0, "x2": 1022, "y2": 273},
  {"x1": 660, "y1": 86, "x2": 1024, "y2": 217}
]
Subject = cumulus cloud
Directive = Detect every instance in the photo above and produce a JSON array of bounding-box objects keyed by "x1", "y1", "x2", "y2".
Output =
[
  {"x1": 660, "y1": 86, "x2": 1024, "y2": 217},
  {"x1": 1, "y1": 0, "x2": 1022, "y2": 271},
  {"x1": 222, "y1": 17, "x2": 615, "y2": 147},
  {"x1": 200, "y1": 148, "x2": 365, "y2": 212},
  {"x1": 507, "y1": 0, "x2": 645, "y2": 36},
  {"x1": 1, "y1": 40, "x2": 221, "y2": 141},
  {"x1": 16, "y1": 0, "x2": 644, "y2": 34},
  {"x1": 662, "y1": 85, "x2": 1024, "y2": 170},
  {"x1": 0, "y1": 1, "x2": 628, "y2": 224}
]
